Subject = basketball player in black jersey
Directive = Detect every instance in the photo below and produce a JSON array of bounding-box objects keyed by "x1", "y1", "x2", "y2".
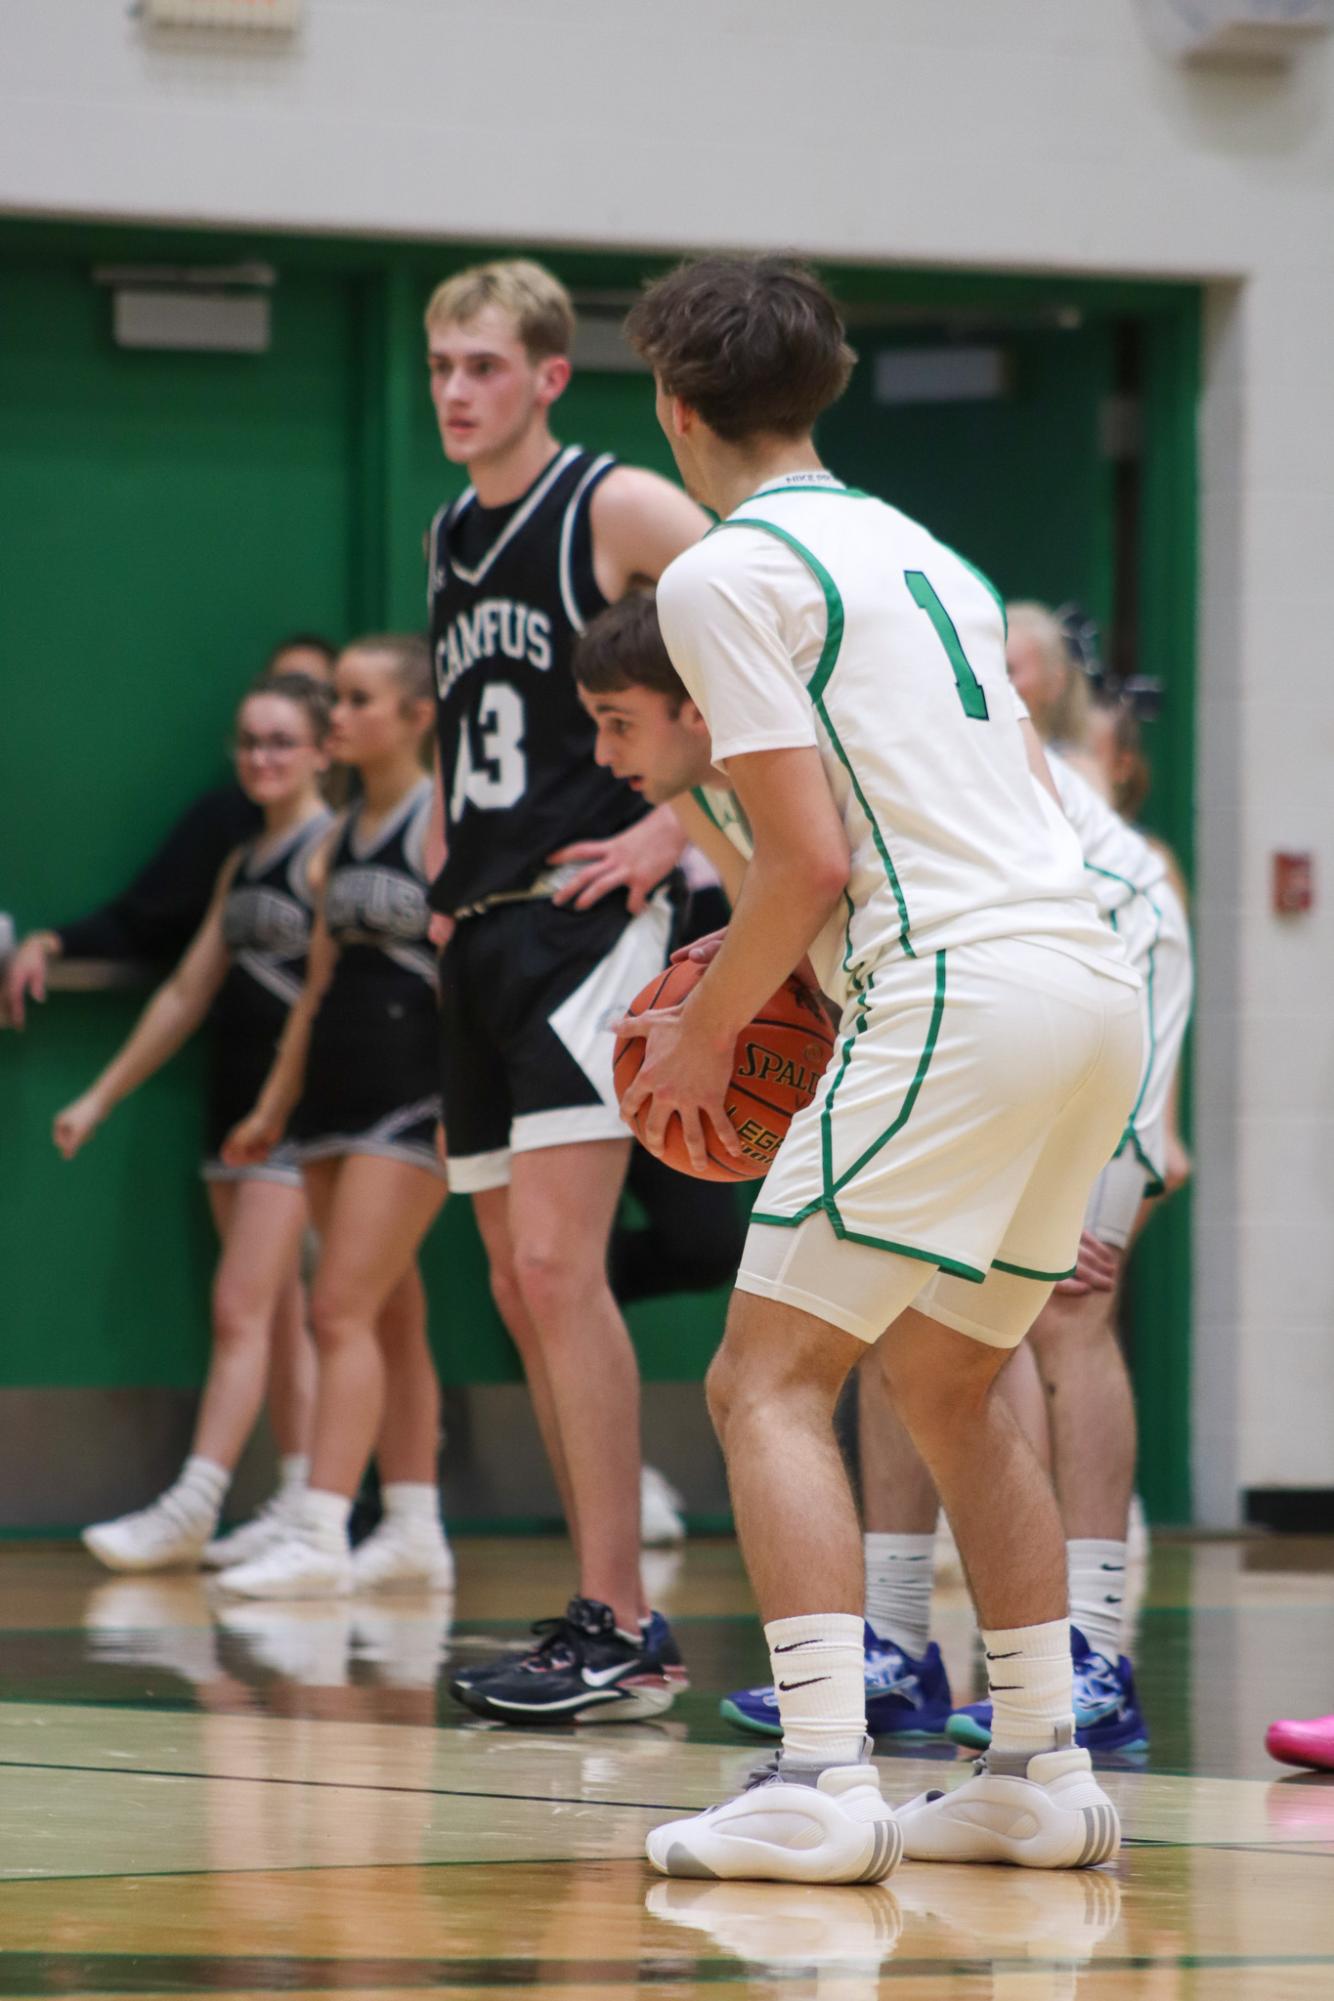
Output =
[{"x1": 423, "y1": 260, "x2": 707, "y2": 1722}]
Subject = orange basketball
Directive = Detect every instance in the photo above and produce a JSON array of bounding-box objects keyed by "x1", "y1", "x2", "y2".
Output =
[{"x1": 613, "y1": 958, "x2": 836, "y2": 1181}]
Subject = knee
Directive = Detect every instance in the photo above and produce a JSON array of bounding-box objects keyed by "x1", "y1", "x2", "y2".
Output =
[
  {"x1": 882, "y1": 1334, "x2": 1000, "y2": 1439},
  {"x1": 308, "y1": 1280, "x2": 368, "y2": 1353},
  {"x1": 512, "y1": 1243, "x2": 589, "y2": 1329},
  {"x1": 486, "y1": 1254, "x2": 526, "y2": 1335},
  {"x1": 211, "y1": 1279, "x2": 269, "y2": 1351}
]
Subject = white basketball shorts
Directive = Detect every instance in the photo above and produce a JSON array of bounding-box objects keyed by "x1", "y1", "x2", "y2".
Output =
[
  {"x1": 738, "y1": 936, "x2": 1144, "y2": 1348},
  {"x1": 1082, "y1": 876, "x2": 1193, "y2": 1247}
]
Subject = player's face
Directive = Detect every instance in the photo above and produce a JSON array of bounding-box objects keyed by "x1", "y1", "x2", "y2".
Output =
[
  {"x1": 579, "y1": 683, "x2": 714, "y2": 803},
  {"x1": 1005, "y1": 627, "x2": 1060, "y2": 738},
  {"x1": 232, "y1": 694, "x2": 325, "y2": 805},
  {"x1": 328, "y1": 652, "x2": 420, "y2": 768},
  {"x1": 426, "y1": 307, "x2": 567, "y2": 466}
]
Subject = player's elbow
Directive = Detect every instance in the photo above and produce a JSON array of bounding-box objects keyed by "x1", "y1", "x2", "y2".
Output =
[{"x1": 808, "y1": 839, "x2": 851, "y2": 913}]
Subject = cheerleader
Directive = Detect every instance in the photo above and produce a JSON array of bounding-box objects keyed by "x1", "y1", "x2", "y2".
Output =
[
  {"x1": 53, "y1": 674, "x2": 334, "y2": 1569},
  {"x1": 221, "y1": 636, "x2": 451, "y2": 1598}
]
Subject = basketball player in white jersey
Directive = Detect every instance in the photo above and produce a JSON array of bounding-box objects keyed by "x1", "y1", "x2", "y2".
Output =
[
  {"x1": 423, "y1": 262, "x2": 710, "y2": 1720},
  {"x1": 608, "y1": 257, "x2": 1142, "y2": 1883}
]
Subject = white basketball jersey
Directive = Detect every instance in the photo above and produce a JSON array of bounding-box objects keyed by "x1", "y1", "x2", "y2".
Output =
[
  {"x1": 657, "y1": 472, "x2": 1133, "y2": 1010},
  {"x1": 1047, "y1": 752, "x2": 1170, "y2": 973}
]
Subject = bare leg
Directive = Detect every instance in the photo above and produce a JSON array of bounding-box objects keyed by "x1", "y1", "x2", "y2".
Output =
[
  {"x1": 471, "y1": 1185, "x2": 578, "y2": 1547},
  {"x1": 879, "y1": 1308, "x2": 1067, "y2": 1630},
  {"x1": 508, "y1": 1140, "x2": 642, "y2": 1629},
  {"x1": 1027, "y1": 1272, "x2": 1135, "y2": 1541},
  {"x1": 195, "y1": 1181, "x2": 309, "y2": 1470},
  {"x1": 858, "y1": 1343, "x2": 938, "y2": 1534},
  {"x1": 375, "y1": 1263, "x2": 443, "y2": 1485},
  {"x1": 301, "y1": 1156, "x2": 447, "y2": 1499},
  {"x1": 264, "y1": 1263, "x2": 316, "y2": 1459},
  {"x1": 998, "y1": 1337, "x2": 1054, "y2": 1478},
  {"x1": 707, "y1": 1292, "x2": 865, "y2": 1621}
]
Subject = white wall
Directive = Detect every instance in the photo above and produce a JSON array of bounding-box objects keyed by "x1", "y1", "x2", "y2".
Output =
[{"x1": 6, "y1": 0, "x2": 1334, "y2": 1519}]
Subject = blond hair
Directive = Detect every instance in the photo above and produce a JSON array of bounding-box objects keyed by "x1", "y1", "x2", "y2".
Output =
[
  {"x1": 424, "y1": 259, "x2": 575, "y2": 362},
  {"x1": 1006, "y1": 600, "x2": 1092, "y2": 749}
]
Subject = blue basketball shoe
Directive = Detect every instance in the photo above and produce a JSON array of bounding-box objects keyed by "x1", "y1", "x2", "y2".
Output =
[
  {"x1": 720, "y1": 1625, "x2": 953, "y2": 1740},
  {"x1": 945, "y1": 1625, "x2": 1149, "y2": 1754}
]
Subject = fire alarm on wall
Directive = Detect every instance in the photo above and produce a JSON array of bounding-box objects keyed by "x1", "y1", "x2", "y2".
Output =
[{"x1": 1273, "y1": 852, "x2": 1315, "y2": 915}]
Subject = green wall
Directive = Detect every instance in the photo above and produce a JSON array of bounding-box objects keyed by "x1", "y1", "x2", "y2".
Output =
[{"x1": 0, "y1": 225, "x2": 1198, "y2": 1508}]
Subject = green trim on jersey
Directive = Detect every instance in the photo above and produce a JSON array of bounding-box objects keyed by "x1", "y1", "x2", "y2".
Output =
[
  {"x1": 711, "y1": 514, "x2": 915, "y2": 957},
  {"x1": 992, "y1": 1257, "x2": 1078, "y2": 1282},
  {"x1": 943, "y1": 542, "x2": 1008, "y2": 638},
  {"x1": 741, "y1": 483, "x2": 873, "y2": 505},
  {"x1": 747, "y1": 1210, "x2": 987, "y2": 1286},
  {"x1": 826, "y1": 950, "x2": 946, "y2": 1197},
  {"x1": 1114, "y1": 915, "x2": 1162, "y2": 1173},
  {"x1": 691, "y1": 784, "x2": 724, "y2": 833}
]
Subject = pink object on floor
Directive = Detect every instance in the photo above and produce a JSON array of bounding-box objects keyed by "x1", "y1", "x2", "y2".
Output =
[{"x1": 1265, "y1": 1716, "x2": 1334, "y2": 1771}]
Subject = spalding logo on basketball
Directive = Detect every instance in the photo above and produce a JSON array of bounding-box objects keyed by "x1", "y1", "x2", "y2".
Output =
[{"x1": 613, "y1": 957, "x2": 835, "y2": 1181}]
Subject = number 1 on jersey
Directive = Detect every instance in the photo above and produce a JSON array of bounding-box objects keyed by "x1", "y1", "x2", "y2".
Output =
[{"x1": 905, "y1": 571, "x2": 990, "y2": 721}]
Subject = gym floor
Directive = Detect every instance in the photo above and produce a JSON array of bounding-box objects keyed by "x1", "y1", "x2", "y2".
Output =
[{"x1": 2, "y1": 1534, "x2": 1332, "y2": 1997}]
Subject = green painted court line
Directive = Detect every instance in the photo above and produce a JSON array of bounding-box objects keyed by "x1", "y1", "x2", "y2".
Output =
[{"x1": 0, "y1": 1755, "x2": 698, "y2": 1818}]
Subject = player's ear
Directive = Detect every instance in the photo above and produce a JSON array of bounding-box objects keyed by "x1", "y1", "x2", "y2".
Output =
[{"x1": 535, "y1": 354, "x2": 572, "y2": 409}]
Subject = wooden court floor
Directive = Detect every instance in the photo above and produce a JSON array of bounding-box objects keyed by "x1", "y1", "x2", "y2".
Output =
[{"x1": 2, "y1": 1535, "x2": 1334, "y2": 1998}]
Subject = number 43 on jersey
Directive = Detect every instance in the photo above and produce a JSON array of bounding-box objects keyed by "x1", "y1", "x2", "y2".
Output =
[{"x1": 450, "y1": 683, "x2": 528, "y2": 816}]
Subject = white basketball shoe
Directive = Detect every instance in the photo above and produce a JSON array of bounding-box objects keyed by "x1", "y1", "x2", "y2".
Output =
[
  {"x1": 896, "y1": 1727, "x2": 1120, "y2": 1869},
  {"x1": 202, "y1": 1489, "x2": 305, "y2": 1570},
  {"x1": 83, "y1": 1496, "x2": 213, "y2": 1573},
  {"x1": 349, "y1": 1520, "x2": 455, "y2": 1594},
  {"x1": 214, "y1": 1529, "x2": 351, "y2": 1601},
  {"x1": 646, "y1": 1748, "x2": 901, "y2": 1885}
]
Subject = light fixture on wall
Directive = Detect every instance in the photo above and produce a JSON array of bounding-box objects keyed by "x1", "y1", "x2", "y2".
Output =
[
  {"x1": 138, "y1": 0, "x2": 302, "y2": 30},
  {"x1": 873, "y1": 347, "x2": 1010, "y2": 407},
  {"x1": 1141, "y1": 0, "x2": 1332, "y2": 64},
  {"x1": 92, "y1": 263, "x2": 276, "y2": 353}
]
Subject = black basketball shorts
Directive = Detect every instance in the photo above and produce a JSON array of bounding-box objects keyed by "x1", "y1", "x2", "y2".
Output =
[{"x1": 438, "y1": 886, "x2": 675, "y2": 1193}]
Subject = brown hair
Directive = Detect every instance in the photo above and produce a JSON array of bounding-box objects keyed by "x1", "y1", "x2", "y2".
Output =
[
  {"x1": 424, "y1": 259, "x2": 575, "y2": 362},
  {"x1": 342, "y1": 633, "x2": 434, "y2": 709},
  {"x1": 1094, "y1": 689, "x2": 1151, "y2": 821},
  {"x1": 241, "y1": 670, "x2": 333, "y2": 742},
  {"x1": 624, "y1": 256, "x2": 855, "y2": 443},
  {"x1": 572, "y1": 593, "x2": 684, "y2": 706}
]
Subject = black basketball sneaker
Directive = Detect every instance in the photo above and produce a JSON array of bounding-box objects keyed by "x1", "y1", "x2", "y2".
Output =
[{"x1": 451, "y1": 1600, "x2": 688, "y2": 1724}]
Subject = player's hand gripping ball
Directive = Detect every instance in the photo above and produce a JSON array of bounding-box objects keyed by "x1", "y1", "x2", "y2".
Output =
[{"x1": 613, "y1": 959, "x2": 835, "y2": 1181}]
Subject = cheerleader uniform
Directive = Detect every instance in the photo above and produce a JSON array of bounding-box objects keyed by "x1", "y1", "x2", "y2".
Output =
[
  {"x1": 289, "y1": 777, "x2": 445, "y2": 1178},
  {"x1": 204, "y1": 810, "x2": 333, "y2": 1187}
]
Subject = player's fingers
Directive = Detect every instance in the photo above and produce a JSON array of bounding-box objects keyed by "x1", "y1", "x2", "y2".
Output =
[
  {"x1": 572, "y1": 866, "x2": 626, "y2": 911},
  {"x1": 623, "y1": 880, "x2": 649, "y2": 916},
  {"x1": 670, "y1": 931, "x2": 725, "y2": 967},
  {"x1": 546, "y1": 842, "x2": 606, "y2": 864},
  {"x1": 640, "y1": 1093, "x2": 672, "y2": 1159},
  {"x1": 678, "y1": 1107, "x2": 712, "y2": 1176},
  {"x1": 1055, "y1": 1277, "x2": 1091, "y2": 1297},
  {"x1": 706, "y1": 1101, "x2": 746, "y2": 1158}
]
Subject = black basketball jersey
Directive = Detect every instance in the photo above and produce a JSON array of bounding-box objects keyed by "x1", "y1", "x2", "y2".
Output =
[
  {"x1": 427, "y1": 444, "x2": 648, "y2": 914},
  {"x1": 208, "y1": 810, "x2": 331, "y2": 1143},
  {"x1": 293, "y1": 779, "x2": 440, "y2": 1141}
]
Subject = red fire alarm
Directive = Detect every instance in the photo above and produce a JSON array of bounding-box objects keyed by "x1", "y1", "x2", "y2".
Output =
[{"x1": 1273, "y1": 852, "x2": 1314, "y2": 915}]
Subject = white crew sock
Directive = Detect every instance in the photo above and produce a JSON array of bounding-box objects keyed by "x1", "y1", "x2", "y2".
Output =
[
  {"x1": 863, "y1": 1531, "x2": 935, "y2": 1658},
  {"x1": 983, "y1": 1617, "x2": 1076, "y2": 1759},
  {"x1": 1068, "y1": 1538, "x2": 1127, "y2": 1664},
  {"x1": 382, "y1": 1482, "x2": 443, "y2": 1535},
  {"x1": 278, "y1": 1454, "x2": 309, "y2": 1495},
  {"x1": 166, "y1": 1456, "x2": 229, "y2": 1530},
  {"x1": 298, "y1": 1487, "x2": 352, "y2": 1550},
  {"x1": 765, "y1": 1612, "x2": 867, "y2": 1768}
]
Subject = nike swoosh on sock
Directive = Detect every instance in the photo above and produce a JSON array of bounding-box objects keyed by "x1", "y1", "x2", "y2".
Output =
[
  {"x1": 772, "y1": 1639, "x2": 829, "y2": 1653},
  {"x1": 777, "y1": 1676, "x2": 830, "y2": 1693}
]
